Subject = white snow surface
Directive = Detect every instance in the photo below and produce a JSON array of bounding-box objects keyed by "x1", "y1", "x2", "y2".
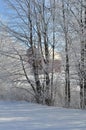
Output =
[{"x1": 0, "y1": 101, "x2": 86, "y2": 130}]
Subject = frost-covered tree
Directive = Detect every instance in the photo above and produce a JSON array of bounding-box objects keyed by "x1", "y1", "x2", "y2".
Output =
[
  {"x1": 0, "y1": 0, "x2": 63, "y2": 106},
  {"x1": 2, "y1": 0, "x2": 86, "y2": 109}
]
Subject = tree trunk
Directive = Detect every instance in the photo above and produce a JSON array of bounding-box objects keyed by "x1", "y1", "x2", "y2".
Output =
[
  {"x1": 62, "y1": 0, "x2": 70, "y2": 107},
  {"x1": 80, "y1": 0, "x2": 86, "y2": 108}
]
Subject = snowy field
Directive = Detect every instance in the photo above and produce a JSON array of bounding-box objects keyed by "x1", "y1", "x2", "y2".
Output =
[{"x1": 0, "y1": 101, "x2": 86, "y2": 130}]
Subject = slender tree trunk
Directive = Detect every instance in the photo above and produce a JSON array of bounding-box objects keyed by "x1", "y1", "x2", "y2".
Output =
[
  {"x1": 80, "y1": 0, "x2": 86, "y2": 108},
  {"x1": 83, "y1": 0, "x2": 86, "y2": 107},
  {"x1": 28, "y1": 1, "x2": 41, "y2": 104},
  {"x1": 62, "y1": 0, "x2": 70, "y2": 107},
  {"x1": 42, "y1": 0, "x2": 50, "y2": 105},
  {"x1": 50, "y1": 0, "x2": 55, "y2": 105},
  {"x1": 80, "y1": 42, "x2": 85, "y2": 108}
]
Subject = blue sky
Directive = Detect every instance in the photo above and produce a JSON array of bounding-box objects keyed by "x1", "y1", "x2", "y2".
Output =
[{"x1": 0, "y1": 0, "x2": 6, "y2": 18}]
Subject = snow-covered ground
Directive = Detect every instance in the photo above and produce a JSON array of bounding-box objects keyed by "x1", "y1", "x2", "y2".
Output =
[{"x1": 0, "y1": 101, "x2": 86, "y2": 130}]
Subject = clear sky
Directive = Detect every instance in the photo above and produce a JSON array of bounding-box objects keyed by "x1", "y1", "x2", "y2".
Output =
[{"x1": 0, "y1": 0, "x2": 6, "y2": 18}]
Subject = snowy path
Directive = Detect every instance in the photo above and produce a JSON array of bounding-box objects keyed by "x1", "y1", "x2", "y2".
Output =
[{"x1": 0, "y1": 101, "x2": 86, "y2": 130}]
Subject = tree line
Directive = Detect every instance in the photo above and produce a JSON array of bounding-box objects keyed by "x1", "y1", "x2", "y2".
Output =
[{"x1": 0, "y1": 0, "x2": 86, "y2": 109}]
